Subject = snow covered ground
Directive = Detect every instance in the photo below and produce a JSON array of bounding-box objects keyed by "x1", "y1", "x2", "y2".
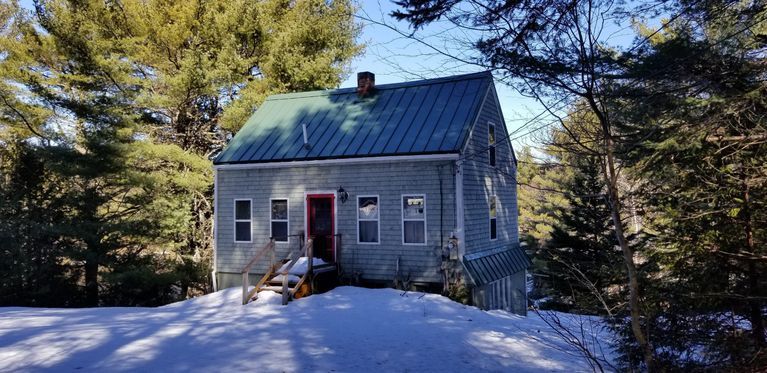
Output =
[{"x1": 0, "y1": 287, "x2": 615, "y2": 372}]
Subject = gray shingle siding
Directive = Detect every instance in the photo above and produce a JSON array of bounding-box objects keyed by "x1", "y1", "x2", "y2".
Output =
[
  {"x1": 461, "y1": 85, "x2": 519, "y2": 255},
  {"x1": 215, "y1": 160, "x2": 455, "y2": 285}
]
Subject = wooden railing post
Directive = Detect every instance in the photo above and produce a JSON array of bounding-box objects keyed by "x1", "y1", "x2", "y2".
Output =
[
  {"x1": 270, "y1": 239, "x2": 275, "y2": 269},
  {"x1": 307, "y1": 240, "x2": 314, "y2": 293},
  {"x1": 308, "y1": 238, "x2": 314, "y2": 276},
  {"x1": 242, "y1": 271, "x2": 248, "y2": 305},
  {"x1": 335, "y1": 234, "x2": 342, "y2": 276},
  {"x1": 241, "y1": 238, "x2": 275, "y2": 305},
  {"x1": 281, "y1": 273, "x2": 289, "y2": 305}
]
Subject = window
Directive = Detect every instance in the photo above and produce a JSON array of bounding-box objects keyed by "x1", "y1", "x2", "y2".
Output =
[
  {"x1": 270, "y1": 199, "x2": 289, "y2": 243},
  {"x1": 357, "y1": 195, "x2": 379, "y2": 244},
  {"x1": 489, "y1": 195, "x2": 498, "y2": 240},
  {"x1": 234, "y1": 199, "x2": 252, "y2": 242},
  {"x1": 488, "y1": 123, "x2": 496, "y2": 167},
  {"x1": 402, "y1": 195, "x2": 426, "y2": 245}
]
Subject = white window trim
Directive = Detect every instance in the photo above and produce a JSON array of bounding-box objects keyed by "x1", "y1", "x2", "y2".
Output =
[
  {"x1": 234, "y1": 198, "x2": 252, "y2": 243},
  {"x1": 401, "y1": 194, "x2": 427, "y2": 246},
  {"x1": 270, "y1": 198, "x2": 290, "y2": 243},
  {"x1": 489, "y1": 195, "x2": 498, "y2": 241},
  {"x1": 488, "y1": 122, "x2": 497, "y2": 167},
  {"x1": 357, "y1": 195, "x2": 381, "y2": 245}
]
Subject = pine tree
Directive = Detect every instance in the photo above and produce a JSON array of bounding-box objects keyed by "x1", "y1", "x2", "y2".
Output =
[
  {"x1": 543, "y1": 151, "x2": 623, "y2": 315},
  {"x1": 615, "y1": 1, "x2": 767, "y2": 368},
  {"x1": 517, "y1": 146, "x2": 570, "y2": 247},
  {"x1": 0, "y1": 0, "x2": 361, "y2": 306}
]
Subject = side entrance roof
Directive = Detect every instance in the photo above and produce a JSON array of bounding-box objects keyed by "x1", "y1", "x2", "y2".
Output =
[
  {"x1": 462, "y1": 245, "x2": 531, "y2": 286},
  {"x1": 214, "y1": 71, "x2": 493, "y2": 165}
]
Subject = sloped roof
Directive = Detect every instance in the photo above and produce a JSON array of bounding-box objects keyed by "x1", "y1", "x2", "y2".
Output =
[
  {"x1": 462, "y1": 245, "x2": 531, "y2": 286},
  {"x1": 214, "y1": 71, "x2": 493, "y2": 164}
]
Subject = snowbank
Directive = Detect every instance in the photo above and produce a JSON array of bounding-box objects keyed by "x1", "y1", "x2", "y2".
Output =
[{"x1": 0, "y1": 287, "x2": 615, "y2": 372}]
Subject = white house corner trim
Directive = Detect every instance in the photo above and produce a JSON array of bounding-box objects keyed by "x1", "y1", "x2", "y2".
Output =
[
  {"x1": 211, "y1": 168, "x2": 218, "y2": 292},
  {"x1": 454, "y1": 160, "x2": 466, "y2": 259}
]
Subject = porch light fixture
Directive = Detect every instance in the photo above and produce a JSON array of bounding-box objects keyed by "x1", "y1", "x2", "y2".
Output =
[{"x1": 337, "y1": 186, "x2": 349, "y2": 204}]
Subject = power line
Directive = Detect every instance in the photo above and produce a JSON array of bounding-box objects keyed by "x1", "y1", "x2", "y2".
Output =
[
  {"x1": 503, "y1": 5, "x2": 766, "y2": 154},
  {"x1": 458, "y1": 97, "x2": 576, "y2": 163},
  {"x1": 470, "y1": 161, "x2": 608, "y2": 199},
  {"x1": 465, "y1": 2, "x2": 739, "y2": 159},
  {"x1": 459, "y1": 2, "x2": 749, "y2": 163}
]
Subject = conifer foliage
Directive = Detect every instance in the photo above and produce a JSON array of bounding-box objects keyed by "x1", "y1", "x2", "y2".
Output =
[{"x1": 0, "y1": 0, "x2": 360, "y2": 306}]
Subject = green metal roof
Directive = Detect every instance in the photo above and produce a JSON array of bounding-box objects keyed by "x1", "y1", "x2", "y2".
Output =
[
  {"x1": 463, "y1": 245, "x2": 531, "y2": 286},
  {"x1": 214, "y1": 71, "x2": 493, "y2": 164}
]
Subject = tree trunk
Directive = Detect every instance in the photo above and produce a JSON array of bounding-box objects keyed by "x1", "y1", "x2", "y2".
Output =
[
  {"x1": 604, "y1": 150, "x2": 654, "y2": 371},
  {"x1": 84, "y1": 253, "x2": 98, "y2": 306},
  {"x1": 588, "y1": 96, "x2": 655, "y2": 370},
  {"x1": 742, "y1": 180, "x2": 765, "y2": 347}
]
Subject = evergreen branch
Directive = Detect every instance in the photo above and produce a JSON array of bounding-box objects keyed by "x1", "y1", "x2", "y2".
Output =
[
  {"x1": 713, "y1": 249, "x2": 767, "y2": 262},
  {"x1": 705, "y1": 134, "x2": 767, "y2": 142},
  {"x1": 0, "y1": 92, "x2": 48, "y2": 140}
]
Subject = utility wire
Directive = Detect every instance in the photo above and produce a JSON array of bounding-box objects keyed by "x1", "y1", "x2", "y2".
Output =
[
  {"x1": 461, "y1": 1, "x2": 739, "y2": 162},
  {"x1": 470, "y1": 160, "x2": 608, "y2": 199},
  {"x1": 501, "y1": 3, "x2": 765, "y2": 160}
]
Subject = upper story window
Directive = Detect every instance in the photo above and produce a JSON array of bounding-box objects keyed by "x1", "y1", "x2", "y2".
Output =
[
  {"x1": 358, "y1": 195, "x2": 380, "y2": 244},
  {"x1": 489, "y1": 195, "x2": 497, "y2": 240},
  {"x1": 270, "y1": 199, "x2": 289, "y2": 243},
  {"x1": 234, "y1": 199, "x2": 252, "y2": 242},
  {"x1": 488, "y1": 123, "x2": 496, "y2": 167},
  {"x1": 402, "y1": 195, "x2": 426, "y2": 245}
]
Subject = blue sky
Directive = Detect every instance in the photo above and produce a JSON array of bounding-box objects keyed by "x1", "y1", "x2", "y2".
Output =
[
  {"x1": 342, "y1": 1, "x2": 641, "y2": 150},
  {"x1": 340, "y1": 1, "x2": 549, "y2": 148}
]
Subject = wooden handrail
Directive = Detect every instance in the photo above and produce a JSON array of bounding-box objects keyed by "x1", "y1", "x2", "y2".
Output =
[
  {"x1": 289, "y1": 238, "x2": 315, "y2": 300},
  {"x1": 241, "y1": 237, "x2": 321, "y2": 306},
  {"x1": 279, "y1": 240, "x2": 310, "y2": 278},
  {"x1": 241, "y1": 239, "x2": 275, "y2": 305},
  {"x1": 333, "y1": 234, "x2": 342, "y2": 276},
  {"x1": 241, "y1": 239, "x2": 275, "y2": 274},
  {"x1": 282, "y1": 239, "x2": 313, "y2": 305}
]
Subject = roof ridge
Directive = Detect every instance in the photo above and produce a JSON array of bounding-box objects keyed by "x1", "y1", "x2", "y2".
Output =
[{"x1": 266, "y1": 71, "x2": 493, "y2": 101}]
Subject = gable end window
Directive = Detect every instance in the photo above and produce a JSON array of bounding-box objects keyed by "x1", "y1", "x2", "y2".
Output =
[
  {"x1": 402, "y1": 195, "x2": 426, "y2": 245},
  {"x1": 358, "y1": 195, "x2": 380, "y2": 244},
  {"x1": 270, "y1": 199, "x2": 289, "y2": 243},
  {"x1": 488, "y1": 123, "x2": 496, "y2": 167},
  {"x1": 490, "y1": 195, "x2": 498, "y2": 240},
  {"x1": 234, "y1": 199, "x2": 252, "y2": 242}
]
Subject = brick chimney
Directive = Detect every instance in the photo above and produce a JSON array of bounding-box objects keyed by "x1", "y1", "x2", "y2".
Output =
[{"x1": 357, "y1": 71, "x2": 375, "y2": 97}]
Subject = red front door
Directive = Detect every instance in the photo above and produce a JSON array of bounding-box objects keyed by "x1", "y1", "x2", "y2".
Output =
[{"x1": 307, "y1": 194, "x2": 335, "y2": 262}]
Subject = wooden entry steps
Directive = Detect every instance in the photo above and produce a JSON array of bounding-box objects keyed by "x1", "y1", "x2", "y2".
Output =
[
  {"x1": 256, "y1": 260, "x2": 338, "y2": 303},
  {"x1": 241, "y1": 238, "x2": 338, "y2": 306}
]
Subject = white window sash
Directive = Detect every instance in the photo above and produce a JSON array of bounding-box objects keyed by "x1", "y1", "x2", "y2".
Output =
[
  {"x1": 357, "y1": 195, "x2": 380, "y2": 244},
  {"x1": 270, "y1": 198, "x2": 289, "y2": 243},
  {"x1": 402, "y1": 194, "x2": 427, "y2": 245},
  {"x1": 234, "y1": 199, "x2": 252, "y2": 243}
]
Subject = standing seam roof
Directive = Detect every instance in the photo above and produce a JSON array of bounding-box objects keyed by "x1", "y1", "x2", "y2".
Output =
[
  {"x1": 463, "y1": 245, "x2": 531, "y2": 286},
  {"x1": 214, "y1": 71, "x2": 493, "y2": 164}
]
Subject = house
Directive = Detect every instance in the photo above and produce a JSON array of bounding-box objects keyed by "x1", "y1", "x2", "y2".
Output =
[{"x1": 211, "y1": 71, "x2": 531, "y2": 315}]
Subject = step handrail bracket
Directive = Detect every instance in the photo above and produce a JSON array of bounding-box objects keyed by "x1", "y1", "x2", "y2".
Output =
[{"x1": 241, "y1": 238, "x2": 275, "y2": 305}]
